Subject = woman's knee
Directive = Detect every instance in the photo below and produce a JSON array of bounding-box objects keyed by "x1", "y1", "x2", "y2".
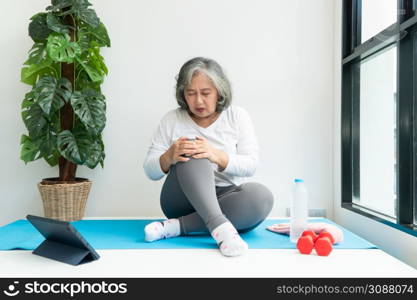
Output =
[
  {"x1": 240, "y1": 182, "x2": 274, "y2": 218},
  {"x1": 180, "y1": 157, "x2": 210, "y2": 166},
  {"x1": 175, "y1": 157, "x2": 211, "y2": 173}
]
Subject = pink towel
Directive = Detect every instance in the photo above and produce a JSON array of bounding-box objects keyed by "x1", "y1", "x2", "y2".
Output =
[{"x1": 266, "y1": 222, "x2": 344, "y2": 244}]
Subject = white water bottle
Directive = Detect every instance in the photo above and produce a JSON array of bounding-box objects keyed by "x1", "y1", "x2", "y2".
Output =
[{"x1": 290, "y1": 178, "x2": 309, "y2": 243}]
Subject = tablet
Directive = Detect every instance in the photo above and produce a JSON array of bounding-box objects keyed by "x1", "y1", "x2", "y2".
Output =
[{"x1": 26, "y1": 214, "x2": 100, "y2": 265}]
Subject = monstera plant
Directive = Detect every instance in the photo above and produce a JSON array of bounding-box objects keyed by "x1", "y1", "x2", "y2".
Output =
[{"x1": 20, "y1": 0, "x2": 110, "y2": 221}]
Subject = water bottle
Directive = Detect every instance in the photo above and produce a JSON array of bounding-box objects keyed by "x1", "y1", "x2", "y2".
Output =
[{"x1": 289, "y1": 178, "x2": 309, "y2": 243}]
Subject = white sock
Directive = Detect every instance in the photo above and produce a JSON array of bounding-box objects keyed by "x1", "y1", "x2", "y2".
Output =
[
  {"x1": 144, "y1": 218, "x2": 181, "y2": 242},
  {"x1": 210, "y1": 221, "x2": 248, "y2": 257}
]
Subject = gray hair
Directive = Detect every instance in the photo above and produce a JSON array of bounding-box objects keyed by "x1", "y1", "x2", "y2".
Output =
[{"x1": 175, "y1": 57, "x2": 232, "y2": 112}]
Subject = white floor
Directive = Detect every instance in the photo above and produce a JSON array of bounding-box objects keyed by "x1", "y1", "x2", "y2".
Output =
[
  {"x1": 1, "y1": 217, "x2": 416, "y2": 278},
  {"x1": 1, "y1": 248, "x2": 417, "y2": 277}
]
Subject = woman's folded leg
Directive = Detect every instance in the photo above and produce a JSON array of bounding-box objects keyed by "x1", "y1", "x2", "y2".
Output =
[
  {"x1": 179, "y1": 181, "x2": 274, "y2": 235},
  {"x1": 146, "y1": 158, "x2": 229, "y2": 241},
  {"x1": 146, "y1": 157, "x2": 274, "y2": 256},
  {"x1": 159, "y1": 158, "x2": 274, "y2": 235},
  {"x1": 173, "y1": 158, "x2": 230, "y2": 233}
]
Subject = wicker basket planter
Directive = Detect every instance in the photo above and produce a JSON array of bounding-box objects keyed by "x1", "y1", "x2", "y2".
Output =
[{"x1": 38, "y1": 177, "x2": 92, "y2": 222}]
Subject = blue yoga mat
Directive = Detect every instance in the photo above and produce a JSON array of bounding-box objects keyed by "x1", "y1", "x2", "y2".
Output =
[{"x1": 0, "y1": 218, "x2": 377, "y2": 250}]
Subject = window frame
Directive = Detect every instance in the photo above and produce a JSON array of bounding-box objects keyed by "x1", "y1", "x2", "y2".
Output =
[{"x1": 341, "y1": 0, "x2": 417, "y2": 237}]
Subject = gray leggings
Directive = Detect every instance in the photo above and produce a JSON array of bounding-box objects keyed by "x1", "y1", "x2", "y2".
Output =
[{"x1": 160, "y1": 157, "x2": 274, "y2": 235}]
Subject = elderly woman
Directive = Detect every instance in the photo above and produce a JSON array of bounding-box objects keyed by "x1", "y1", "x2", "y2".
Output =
[{"x1": 143, "y1": 57, "x2": 274, "y2": 257}]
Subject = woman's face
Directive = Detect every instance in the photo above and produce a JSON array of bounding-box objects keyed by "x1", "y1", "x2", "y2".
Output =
[{"x1": 184, "y1": 72, "x2": 219, "y2": 119}]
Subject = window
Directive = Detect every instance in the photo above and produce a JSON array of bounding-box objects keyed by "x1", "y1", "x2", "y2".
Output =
[
  {"x1": 342, "y1": 0, "x2": 417, "y2": 236},
  {"x1": 358, "y1": 45, "x2": 397, "y2": 218},
  {"x1": 361, "y1": 0, "x2": 398, "y2": 43}
]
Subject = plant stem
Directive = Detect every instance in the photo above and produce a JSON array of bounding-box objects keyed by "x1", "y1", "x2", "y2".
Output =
[{"x1": 59, "y1": 11, "x2": 77, "y2": 181}]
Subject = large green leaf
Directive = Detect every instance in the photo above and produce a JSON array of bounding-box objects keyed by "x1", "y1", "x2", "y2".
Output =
[
  {"x1": 46, "y1": 13, "x2": 70, "y2": 34},
  {"x1": 75, "y1": 69, "x2": 101, "y2": 91},
  {"x1": 21, "y1": 42, "x2": 58, "y2": 86},
  {"x1": 21, "y1": 87, "x2": 60, "y2": 166},
  {"x1": 56, "y1": 122, "x2": 104, "y2": 168},
  {"x1": 47, "y1": 33, "x2": 82, "y2": 63},
  {"x1": 37, "y1": 130, "x2": 57, "y2": 155},
  {"x1": 75, "y1": 43, "x2": 107, "y2": 82},
  {"x1": 78, "y1": 22, "x2": 111, "y2": 50},
  {"x1": 21, "y1": 59, "x2": 59, "y2": 86},
  {"x1": 71, "y1": 0, "x2": 99, "y2": 27},
  {"x1": 70, "y1": 88, "x2": 106, "y2": 134},
  {"x1": 24, "y1": 42, "x2": 48, "y2": 65},
  {"x1": 36, "y1": 129, "x2": 59, "y2": 167},
  {"x1": 21, "y1": 90, "x2": 38, "y2": 109},
  {"x1": 77, "y1": 7, "x2": 100, "y2": 28},
  {"x1": 43, "y1": 149, "x2": 60, "y2": 166},
  {"x1": 48, "y1": 0, "x2": 92, "y2": 12},
  {"x1": 88, "y1": 42, "x2": 108, "y2": 74},
  {"x1": 46, "y1": 0, "x2": 73, "y2": 11},
  {"x1": 34, "y1": 76, "x2": 72, "y2": 115},
  {"x1": 57, "y1": 128, "x2": 91, "y2": 165},
  {"x1": 75, "y1": 59, "x2": 103, "y2": 82},
  {"x1": 84, "y1": 138, "x2": 103, "y2": 168},
  {"x1": 21, "y1": 102, "x2": 47, "y2": 138},
  {"x1": 20, "y1": 119, "x2": 59, "y2": 167},
  {"x1": 20, "y1": 135, "x2": 41, "y2": 164},
  {"x1": 28, "y1": 13, "x2": 52, "y2": 42},
  {"x1": 93, "y1": 23, "x2": 110, "y2": 47},
  {"x1": 52, "y1": 0, "x2": 100, "y2": 28}
]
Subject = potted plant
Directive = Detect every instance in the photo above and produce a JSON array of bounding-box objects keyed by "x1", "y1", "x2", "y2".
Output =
[{"x1": 19, "y1": 0, "x2": 111, "y2": 221}]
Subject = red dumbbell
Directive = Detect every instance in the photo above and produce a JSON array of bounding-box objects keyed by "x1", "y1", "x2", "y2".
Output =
[
  {"x1": 296, "y1": 230, "x2": 318, "y2": 254},
  {"x1": 314, "y1": 231, "x2": 335, "y2": 256}
]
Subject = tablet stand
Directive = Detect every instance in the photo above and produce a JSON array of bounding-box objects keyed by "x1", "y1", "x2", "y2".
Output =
[{"x1": 33, "y1": 239, "x2": 96, "y2": 266}]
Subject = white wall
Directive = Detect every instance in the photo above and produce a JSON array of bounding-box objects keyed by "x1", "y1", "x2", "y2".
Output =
[
  {"x1": 333, "y1": 0, "x2": 417, "y2": 270},
  {"x1": 0, "y1": 0, "x2": 335, "y2": 226}
]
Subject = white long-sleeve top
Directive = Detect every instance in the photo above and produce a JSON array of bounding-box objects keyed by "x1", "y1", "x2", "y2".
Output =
[{"x1": 143, "y1": 105, "x2": 259, "y2": 186}]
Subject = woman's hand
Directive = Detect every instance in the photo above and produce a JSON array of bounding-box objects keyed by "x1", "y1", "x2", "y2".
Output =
[
  {"x1": 192, "y1": 136, "x2": 229, "y2": 171},
  {"x1": 160, "y1": 137, "x2": 197, "y2": 173}
]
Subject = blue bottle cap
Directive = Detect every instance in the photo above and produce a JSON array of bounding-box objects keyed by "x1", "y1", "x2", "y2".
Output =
[{"x1": 294, "y1": 178, "x2": 304, "y2": 183}]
